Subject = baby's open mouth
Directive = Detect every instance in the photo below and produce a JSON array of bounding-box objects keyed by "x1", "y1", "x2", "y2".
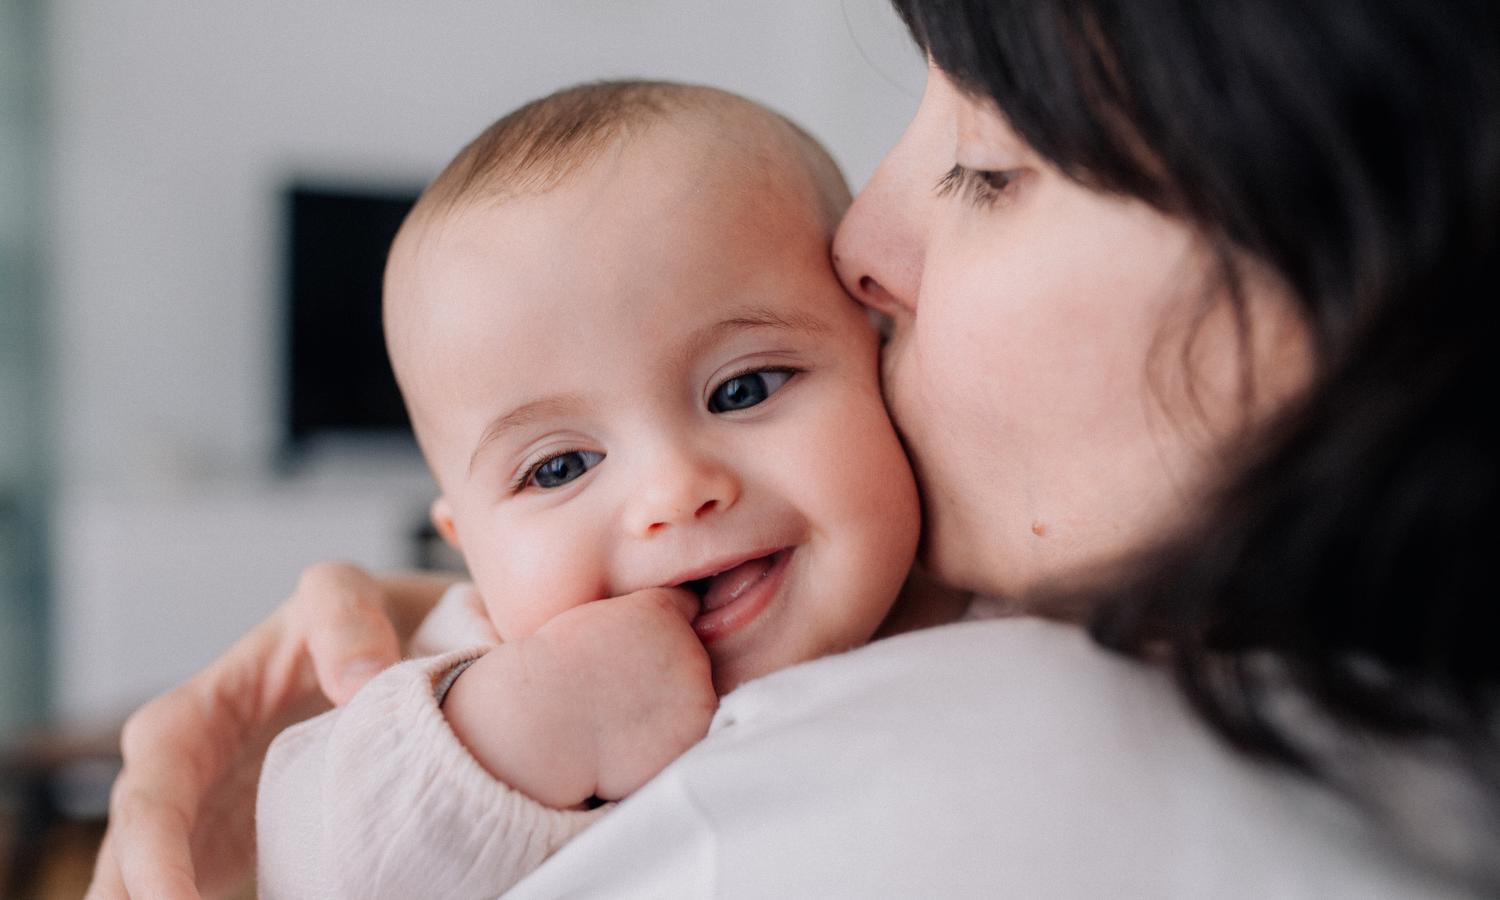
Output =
[{"x1": 679, "y1": 549, "x2": 788, "y2": 613}]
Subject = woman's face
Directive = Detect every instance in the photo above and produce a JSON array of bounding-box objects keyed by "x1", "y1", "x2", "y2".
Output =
[{"x1": 833, "y1": 66, "x2": 1309, "y2": 599}]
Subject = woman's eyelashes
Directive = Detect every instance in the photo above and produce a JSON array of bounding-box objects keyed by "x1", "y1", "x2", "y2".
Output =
[
  {"x1": 517, "y1": 449, "x2": 604, "y2": 491},
  {"x1": 934, "y1": 164, "x2": 1020, "y2": 209},
  {"x1": 708, "y1": 368, "x2": 796, "y2": 413}
]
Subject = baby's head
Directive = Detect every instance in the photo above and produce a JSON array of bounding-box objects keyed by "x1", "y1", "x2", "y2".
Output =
[{"x1": 385, "y1": 81, "x2": 918, "y2": 693}]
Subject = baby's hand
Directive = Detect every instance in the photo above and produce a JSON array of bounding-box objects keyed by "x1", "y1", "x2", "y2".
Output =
[
  {"x1": 442, "y1": 588, "x2": 716, "y2": 808},
  {"x1": 532, "y1": 587, "x2": 718, "y2": 800}
]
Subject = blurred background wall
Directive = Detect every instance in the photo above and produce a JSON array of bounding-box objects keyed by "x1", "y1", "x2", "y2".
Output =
[
  {"x1": 18, "y1": 1, "x2": 925, "y2": 731},
  {"x1": 1, "y1": 0, "x2": 48, "y2": 739}
]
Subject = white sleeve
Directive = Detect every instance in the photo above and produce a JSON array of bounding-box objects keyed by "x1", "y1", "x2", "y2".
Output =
[
  {"x1": 256, "y1": 649, "x2": 608, "y2": 900},
  {"x1": 408, "y1": 581, "x2": 501, "y2": 657}
]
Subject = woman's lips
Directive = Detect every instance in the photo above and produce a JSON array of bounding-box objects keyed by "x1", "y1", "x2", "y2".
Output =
[{"x1": 692, "y1": 548, "x2": 792, "y2": 644}]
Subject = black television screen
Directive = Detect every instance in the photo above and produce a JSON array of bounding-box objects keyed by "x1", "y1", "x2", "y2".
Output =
[{"x1": 284, "y1": 183, "x2": 422, "y2": 453}]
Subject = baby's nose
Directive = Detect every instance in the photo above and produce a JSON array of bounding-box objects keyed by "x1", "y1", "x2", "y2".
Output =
[{"x1": 627, "y1": 454, "x2": 739, "y2": 538}]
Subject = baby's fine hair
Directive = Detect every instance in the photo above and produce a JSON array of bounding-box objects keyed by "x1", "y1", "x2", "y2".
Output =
[{"x1": 412, "y1": 79, "x2": 850, "y2": 227}]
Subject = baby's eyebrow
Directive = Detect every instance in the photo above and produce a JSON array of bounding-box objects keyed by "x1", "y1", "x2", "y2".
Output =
[
  {"x1": 466, "y1": 309, "x2": 830, "y2": 478},
  {"x1": 468, "y1": 393, "x2": 585, "y2": 477},
  {"x1": 672, "y1": 306, "x2": 833, "y2": 370}
]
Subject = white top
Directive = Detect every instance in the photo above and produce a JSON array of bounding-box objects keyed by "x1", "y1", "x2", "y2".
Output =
[
  {"x1": 510, "y1": 616, "x2": 1475, "y2": 899},
  {"x1": 259, "y1": 585, "x2": 1476, "y2": 898}
]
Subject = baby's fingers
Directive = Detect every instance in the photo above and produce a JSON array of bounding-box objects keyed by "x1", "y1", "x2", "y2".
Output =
[{"x1": 628, "y1": 585, "x2": 702, "y2": 625}]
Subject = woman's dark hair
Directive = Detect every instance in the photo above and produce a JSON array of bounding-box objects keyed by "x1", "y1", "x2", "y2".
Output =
[{"x1": 892, "y1": 0, "x2": 1499, "y2": 886}]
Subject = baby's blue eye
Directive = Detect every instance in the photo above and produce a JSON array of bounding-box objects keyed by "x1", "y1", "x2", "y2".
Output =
[
  {"x1": 528, "y1": 450, "x2": 604, "y2": 489},
  {"x1": 708, "y1": 369, "x2": 794, "y2": 413}
]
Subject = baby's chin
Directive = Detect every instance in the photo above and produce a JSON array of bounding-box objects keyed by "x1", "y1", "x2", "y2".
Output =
[
  {"x1": 707, "y1": 643, "x2": 788, "y2": 695},
  {"x1": 706, "y1": 629, "x2": 875, "y2": 696},
  {"x1": 709, "y1": 660, "x2": 764, "y2": 696}
]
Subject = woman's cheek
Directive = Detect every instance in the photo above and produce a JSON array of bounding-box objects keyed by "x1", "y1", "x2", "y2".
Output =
[{"x1": 896, "y1": 282, "x2": 986, "y2": 454}]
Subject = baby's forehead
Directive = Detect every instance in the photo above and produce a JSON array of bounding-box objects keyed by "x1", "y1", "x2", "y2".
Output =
[
  {"x1": 387, "y1": 101, "x2": 847, "y2": 368},
  {"x1": 410, "y1": 114, "x2": 833, "y2": 268},
  {"x1": 655, "y1": 104, "x2": 844, "y2": 211},
  {"x1": 457, "y1": 99, "x2": 840, "y2": 232}
]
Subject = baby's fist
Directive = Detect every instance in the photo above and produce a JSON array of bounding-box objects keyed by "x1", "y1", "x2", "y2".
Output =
[{"x1": 528, "y1": 587, "x2": 716, "y2": 801}]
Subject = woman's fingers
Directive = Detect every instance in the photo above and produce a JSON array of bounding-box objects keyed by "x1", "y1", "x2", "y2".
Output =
[
  {"x1": 90, "y1": 613, "x2": 288, "y2": 899},
  {"x1": 307, "y1": 600, "x2": 400, "y2": 705},
  {"x1": 84, "y1": 831, "x2": 127, "y2": 900},
  {"x1": 110, "y1": 782, "x2": 202, "y2": 900},
  {"x1": 85, "y1": 565, "x2": 418, "y2": 898},
  {"x1": 91, "y1": 689, "x2": 226, "y2": 900},
  {"x1": 292, "y1": 562, "x2": 402, "y2": 704}
]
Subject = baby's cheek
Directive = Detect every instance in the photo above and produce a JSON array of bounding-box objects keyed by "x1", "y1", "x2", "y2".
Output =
[
  {"x1": 826, "y1": 395, "x2": 921, "y2": 553},
  {"x1": 468, "y1": 528, "x2": 610, "y2": 642},
  {"x1": 833, "y1": 373, "x2": 916, "y2": 492}
]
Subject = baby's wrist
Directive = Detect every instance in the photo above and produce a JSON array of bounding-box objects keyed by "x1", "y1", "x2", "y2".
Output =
[
  {"x1": 440, "y1": 644, "x2": 599, "y2": 808},
  {"x1": 433, "y1": 654, "x2": 481, "y2": 708}
]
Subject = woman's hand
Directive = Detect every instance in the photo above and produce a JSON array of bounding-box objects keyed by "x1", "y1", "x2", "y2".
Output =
[{"x1": 86, "y1": 562, "x2": 453, "y2": 900}]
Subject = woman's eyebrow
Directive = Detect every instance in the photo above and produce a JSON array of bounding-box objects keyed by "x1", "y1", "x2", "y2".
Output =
[{"x1": 468, "y1": 393, "x2": 586, "y2": 477}]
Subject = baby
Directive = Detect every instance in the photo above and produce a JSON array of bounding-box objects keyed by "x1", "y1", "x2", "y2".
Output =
[{"x1": 257, "y1": 81, "x2": 927, "y2": 898}]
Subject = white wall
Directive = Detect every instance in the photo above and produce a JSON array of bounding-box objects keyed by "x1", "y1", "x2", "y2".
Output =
[{"x1": 45, "y1": 1, "x2": 926, "y2": 721}]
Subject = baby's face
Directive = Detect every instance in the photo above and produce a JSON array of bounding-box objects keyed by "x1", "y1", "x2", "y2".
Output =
[{"x1": 389, "y1": 118, "x2": 919, "y2": 693}]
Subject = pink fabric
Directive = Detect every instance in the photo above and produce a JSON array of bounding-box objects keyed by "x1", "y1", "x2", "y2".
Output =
[{"x1": 256, "y1": 587, "x2": 606, "y2": 899}]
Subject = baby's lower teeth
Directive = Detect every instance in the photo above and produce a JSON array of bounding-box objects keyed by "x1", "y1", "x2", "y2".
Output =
[
  {"x1": 702, "y1": 554, "x2": 776, "y2": 612},
  {"x1": 728, "y1": 568, "x2": 766, "y2": 600}
]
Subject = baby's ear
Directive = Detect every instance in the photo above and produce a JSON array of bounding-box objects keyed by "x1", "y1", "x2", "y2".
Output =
[{"x1": 430, "y1": 497, "x2": 461, "y2": 550}]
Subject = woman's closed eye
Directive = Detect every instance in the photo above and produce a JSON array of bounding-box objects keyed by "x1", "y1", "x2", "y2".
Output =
[
  {"x1": 934, "y1": 164, "x2": 1020, "y2": 209},
  {"x1": 518, "y1": 449, "x2": 604, "y2": 491},
  {"x1": 708, "y1": 368, "x2": 797, "y2": 413}
]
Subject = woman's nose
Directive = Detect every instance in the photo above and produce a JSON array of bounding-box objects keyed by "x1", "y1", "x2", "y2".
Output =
[
  {"x1": 832, "y1": 93, "x2": 939, "y2": 318},
  {"x1": 626, "y1": 449, "x2": 741, "y2": 538}
]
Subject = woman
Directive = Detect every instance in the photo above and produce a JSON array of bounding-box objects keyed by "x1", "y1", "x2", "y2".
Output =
[{"x1": 89, "y1": 1, "x2": 1498, "y2": 896}]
